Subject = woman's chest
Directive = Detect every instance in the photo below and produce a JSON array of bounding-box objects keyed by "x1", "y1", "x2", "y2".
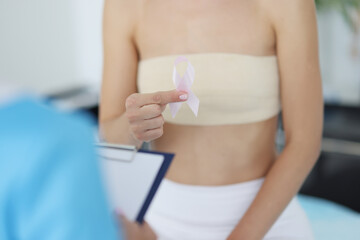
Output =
[{"x1": 135, "y1": 0, "x2": 275, "y2": 59}]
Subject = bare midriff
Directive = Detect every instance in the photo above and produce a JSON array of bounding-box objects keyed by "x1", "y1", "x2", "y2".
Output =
[
  {"x1": 134, "y1": 0, "x2": 278, "y2": 186},
  {"x1": 150, "y1": 117, "x2": 278, "y2": 185}
]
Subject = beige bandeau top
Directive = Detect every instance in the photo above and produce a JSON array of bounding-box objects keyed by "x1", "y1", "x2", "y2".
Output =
[{"x1": 137, "y1": 53, "x2": 281, "y2": 125}]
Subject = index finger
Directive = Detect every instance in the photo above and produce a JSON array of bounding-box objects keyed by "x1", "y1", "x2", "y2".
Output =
[{"x1": 138, "y1": 90, "x2": 188, "y2": 107}]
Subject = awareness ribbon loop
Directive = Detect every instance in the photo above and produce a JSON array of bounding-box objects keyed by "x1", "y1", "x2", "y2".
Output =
[{"x1": 169, "y1": 56, "x2": 200, "y2": 118}]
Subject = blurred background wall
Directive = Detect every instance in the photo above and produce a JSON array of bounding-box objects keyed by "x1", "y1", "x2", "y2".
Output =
[
  {"x1": 319, "y1": 10, "x2": 360, "y2": 105},
  {"x1": 0, "y1": 0, "x2": 103, "y2": 95}
]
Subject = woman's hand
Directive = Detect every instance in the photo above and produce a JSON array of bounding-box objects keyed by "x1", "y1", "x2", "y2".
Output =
[
  {"x1": 125, "y1": 90, "x2": 188, "y2": 142},
  {"x1": 120, "y1": 215, "x2": 157, "y2": 240}
]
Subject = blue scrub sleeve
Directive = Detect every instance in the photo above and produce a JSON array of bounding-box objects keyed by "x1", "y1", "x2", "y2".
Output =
[{"x1": 0, "y1": 98, "x2": 123, "y2": 240}]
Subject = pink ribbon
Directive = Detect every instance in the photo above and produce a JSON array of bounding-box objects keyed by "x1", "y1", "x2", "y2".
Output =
[{"x1": 169, "y1": 56, "x2": 200, "y2": 118}]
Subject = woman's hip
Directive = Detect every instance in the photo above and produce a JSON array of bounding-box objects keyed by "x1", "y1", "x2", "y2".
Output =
[{"x1": 145, "y1": 178, "x2": 313, "y2": 240}]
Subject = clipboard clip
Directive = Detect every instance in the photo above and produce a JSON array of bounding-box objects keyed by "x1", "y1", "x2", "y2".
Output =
[{"x1": 95, "y1": 142, "x2": 138, "y2": 162}]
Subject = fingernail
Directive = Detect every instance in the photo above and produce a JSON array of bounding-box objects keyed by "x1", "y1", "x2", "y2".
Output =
[{"x1": 179, "y1": 94, "x2": 188, "y2": 100}]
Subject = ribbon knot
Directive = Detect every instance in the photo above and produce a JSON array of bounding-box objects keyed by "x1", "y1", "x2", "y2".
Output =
[{"x1": 169, "y1": 56, "x2": 200, "y2": 118}]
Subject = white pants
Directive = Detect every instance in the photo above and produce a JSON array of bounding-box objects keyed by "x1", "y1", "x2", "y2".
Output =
[{"x1": 146, "y1": 178, "x2": 314, "y2": 240}]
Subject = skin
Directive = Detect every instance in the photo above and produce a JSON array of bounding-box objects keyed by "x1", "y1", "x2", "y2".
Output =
[
  {"x1": 120, "y1": 215, "x2": 156, "y2": 240},
  {"x1": 100, "y1": 0, "x2": 323, "y2": 239}
]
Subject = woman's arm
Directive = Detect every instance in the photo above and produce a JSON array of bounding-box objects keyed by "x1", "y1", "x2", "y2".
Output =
[
  {"x1": 227, "y1": 0, "x2": 323, "y2": 239},
  {"x1": 100, "y1": 0, "x2": 142, "y2": 147},
  {"x1": 100, "y1": 0, "x2": 186, "y2": 147}
]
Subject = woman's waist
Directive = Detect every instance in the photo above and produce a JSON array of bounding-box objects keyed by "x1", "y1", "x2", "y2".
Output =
[
  {"x1": 152, "y1": 135, "x2": 277, "y2": 173},
  {"x1": 152, "y1": 123, "x2": 278, "y2": 163},
  {"x1": 152, "y1": 139, "x2": 276, "y2": 185},
  {"x1": 151, "y1": 120, "x2": 277, "y2": 184},
  {"x1": 164, "y1": 153, "x2": 275, "y2": 185}
]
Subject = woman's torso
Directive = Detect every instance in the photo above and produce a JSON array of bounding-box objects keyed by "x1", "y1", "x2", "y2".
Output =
[{"x1": 134, "y1": 0, "x2": 279, "y2": 185}]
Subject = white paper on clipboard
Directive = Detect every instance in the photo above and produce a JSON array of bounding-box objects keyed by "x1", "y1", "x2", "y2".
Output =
[{"x1": 97, "y1": 144, "x2": 166, "y2": 222}]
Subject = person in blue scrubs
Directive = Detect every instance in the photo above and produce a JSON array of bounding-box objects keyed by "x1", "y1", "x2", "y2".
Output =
[{"x1": 0, "y1": 95, "x2": 155, "y2": 240}]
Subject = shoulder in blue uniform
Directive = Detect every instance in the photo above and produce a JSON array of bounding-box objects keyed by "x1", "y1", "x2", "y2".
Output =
[{"x1": 0, "y1": 97, "x2": 122, "y2": 240}]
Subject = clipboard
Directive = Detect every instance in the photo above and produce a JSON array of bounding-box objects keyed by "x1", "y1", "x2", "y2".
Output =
[{"x1": 96, "y1": 143, "x2": 174, "y2": 223}]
